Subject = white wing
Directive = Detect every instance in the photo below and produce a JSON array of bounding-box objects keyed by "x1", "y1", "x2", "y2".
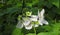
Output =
[
  {"x1": 25, "y1": 24, "x2": 33, "y2": 30},
  {"x1": 40, "y1": 9, "x2": 45, "y2": 17},
  {"x1": 38, "y1": 9, "x2": 45, "y2": 19},
  {"x1": 30, "y1": 15, "x2": 38, "y2": 21},
  {"x1": 41, "y1": 19, "x2": 49, "y2": 25},
  {"x1": 16, "y1": 21, "x2": 23, "y2": 29},
  {"x1": 23, "y1": 17, "x2": 31, "y2": 26}
]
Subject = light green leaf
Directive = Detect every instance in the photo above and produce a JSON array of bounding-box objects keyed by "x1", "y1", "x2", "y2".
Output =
[
  {"x1": 26, "y1": 33, "x2": 35, "y2": 35},
  {"x1": 50, "y1": 0, "x2": 59, "y2": 8},
  {"x1": 12, "y1": 28, "x2": 23, "y2": 35},
  {"x1": 38, "y1": 32, "x2": 50, "y2": 35}
]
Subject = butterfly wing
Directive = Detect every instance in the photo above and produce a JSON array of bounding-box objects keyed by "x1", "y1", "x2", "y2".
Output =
[{"x1": 38, "y1": 9, "x2": 45, "y2": 20}]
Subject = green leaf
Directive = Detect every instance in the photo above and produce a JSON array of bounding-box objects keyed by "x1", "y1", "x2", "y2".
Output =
[
  {"x1": 26, "y1": 3, "x2": 33, "y2": 7},
  {"x1": 0, "y1": 4, "x2": 4, "y2": 8},
  {"x1": 50, "y1": 0, "x2": 59, "y2": 8},
  {"x1": 0, "y1": 6, "x2": 21, "y2": 16},
  {"x1": 18, "y1": 15, "x2": 22, "y2": 20},
  {"x1": 12, "y1": 28, "x2": 23, "y2": 35},
  {"x1": 38, "y1": 32, "x2": 50, "y2": 35},
  {"x1": 26, "y1": 33, "x2": 35, "y2": 35}
]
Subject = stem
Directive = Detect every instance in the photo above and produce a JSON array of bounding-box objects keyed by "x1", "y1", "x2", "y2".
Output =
[
  {"x1": 34, "y1": 27, "x2": 36, "y2": 35},
  {"x1": 34, "y1": 22, "x2": 36, "y2": 35},
  {"x1": 55, "y1": 18, "x2": 56, "y2": 24}
]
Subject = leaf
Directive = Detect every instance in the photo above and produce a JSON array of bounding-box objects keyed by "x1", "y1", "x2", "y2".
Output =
[
  {"x1": 12, "y1": 28, "x2": 23, "y2": 35},
  {"x1": 0, "y1": 4, "x2": 4, "y2": 8},
  {"x1": 26, "y1": 3, "x2": 33, "y2": 7},
  {"x1": 31, "y1": 8, "x2": 38, "y2": 15},
  {"x1": 38, "y1": 32, "x2": 50, "y2": 35},
  {"x1": 26, "y1": 0, "x2": 39, "y2": 7},
  {"x1": 26, "y1": 33, "x2": 36, "y2": 35},
  {"x1": 50, "y1": 0, "x2": 59, "y2": 8},
  {"x1": 0, "y1": 6, "x2": 21, "y2": 16}
]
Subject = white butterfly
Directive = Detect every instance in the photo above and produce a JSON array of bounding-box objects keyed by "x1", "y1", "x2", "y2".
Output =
[
  {"x1": 16, "y1": 9, "x2": 49, "y2": 30},
  {"x1": 38, "y1": 9, "x2": 48, "y2": 25}
]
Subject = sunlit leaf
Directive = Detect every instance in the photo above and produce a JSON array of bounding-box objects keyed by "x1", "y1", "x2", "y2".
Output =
[
  {"x1": 12, "y1": 28, "x2": 23, "y2": 35},
  {"x1": 26, "y1": 33, "x2": 35, "y2": 35}
]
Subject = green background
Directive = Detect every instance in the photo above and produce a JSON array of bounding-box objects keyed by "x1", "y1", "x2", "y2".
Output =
[{"x1": 0, "y1": 0, "x2": 59, "y2": 35}]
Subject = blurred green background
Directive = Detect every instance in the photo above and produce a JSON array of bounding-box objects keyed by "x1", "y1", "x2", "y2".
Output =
[{"x1": 0, "y1": 0, "x2": 60, "y2": 35}]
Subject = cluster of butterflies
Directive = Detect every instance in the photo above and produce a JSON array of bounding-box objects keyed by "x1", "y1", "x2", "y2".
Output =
[{"x1": 16, "y1": 9, "x2": 49, "y2": 30}]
